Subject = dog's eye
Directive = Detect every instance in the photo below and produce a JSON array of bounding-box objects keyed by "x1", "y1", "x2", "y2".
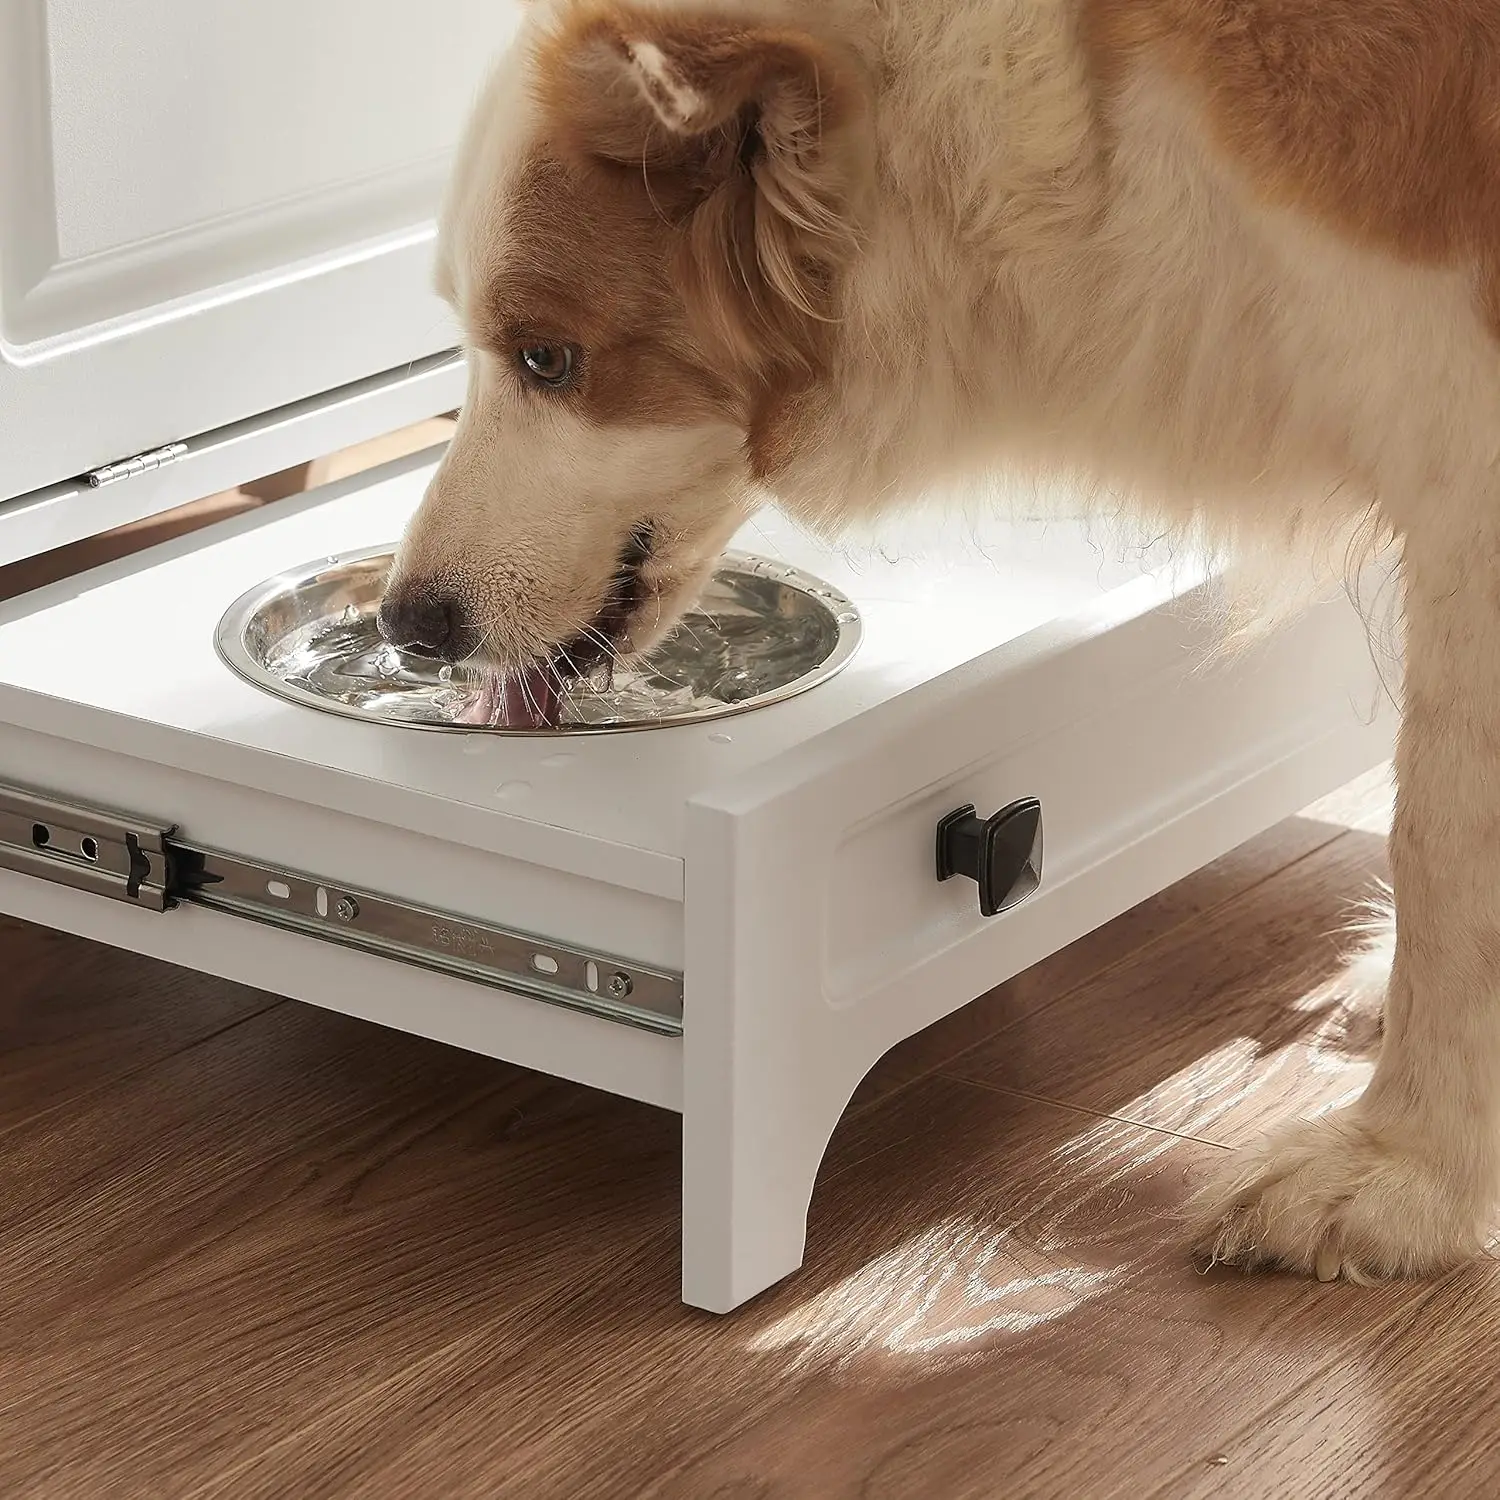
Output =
[{"x1": 518, "y1": 344, "x2": 575, "y2": 388}]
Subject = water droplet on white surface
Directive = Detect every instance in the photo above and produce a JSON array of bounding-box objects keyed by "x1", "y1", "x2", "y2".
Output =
[
  {"x1": 495, "y1": 781, "x2": 532, "y2": 800},
  {"x1": 540, "y1": 752, "x2": 576, "y2": 768},
  {"x1": 708, "y1": 732, "x2": 733, "y2": 744},
  {"x1": 461, "y1": 739, "x2": 486, "y2": 756}
]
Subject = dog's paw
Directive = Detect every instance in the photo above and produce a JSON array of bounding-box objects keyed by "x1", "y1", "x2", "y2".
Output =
[{"x1": 1189, "y1": 1111, "x2": 1486, "y2": 1283}]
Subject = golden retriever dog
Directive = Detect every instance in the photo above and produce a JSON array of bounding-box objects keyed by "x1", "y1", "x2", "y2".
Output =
[{"x1": 378, "y1": 0, "x2": 1500, "y2": 1282}]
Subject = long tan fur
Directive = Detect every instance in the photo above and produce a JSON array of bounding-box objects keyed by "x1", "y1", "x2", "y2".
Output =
[{"x1": 389, "y1": 0, "x2": 1500, "y2": 1282}]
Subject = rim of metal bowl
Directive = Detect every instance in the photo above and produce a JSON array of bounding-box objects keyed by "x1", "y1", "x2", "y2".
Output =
[{"x1": 213, "y1": 544, "x2": 864, "y2": 735}]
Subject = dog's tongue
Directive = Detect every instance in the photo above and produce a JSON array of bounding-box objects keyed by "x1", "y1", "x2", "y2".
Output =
[
  {"x1": 452, "y1": 666, "x2": 563, "y2": 729},
  {"x1": 500, "y1": 666, "x2": 562, "y2": 729}
]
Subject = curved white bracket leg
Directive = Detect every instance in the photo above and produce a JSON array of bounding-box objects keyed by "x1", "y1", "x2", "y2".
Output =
[{"x1": 681, "y1": 1035, "x2": 868, "y2": 1313}]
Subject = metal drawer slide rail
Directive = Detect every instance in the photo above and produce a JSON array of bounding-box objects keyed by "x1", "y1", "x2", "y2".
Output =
[{"x1": 0, "y1": 782, "x2": 682, "y2": 1035}]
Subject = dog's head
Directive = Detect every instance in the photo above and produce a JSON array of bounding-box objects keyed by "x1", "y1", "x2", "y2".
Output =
[{"x1": 379, "y1": 1, "x2": 871, "y2": 688}]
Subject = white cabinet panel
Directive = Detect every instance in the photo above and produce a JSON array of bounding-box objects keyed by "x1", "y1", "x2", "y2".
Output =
[
  {"x1": 44, "y1": 0, "x2": 487, "y2": 269},
  {"x1": 0, "y1": 0, "x2": 521, "y2": 501}
]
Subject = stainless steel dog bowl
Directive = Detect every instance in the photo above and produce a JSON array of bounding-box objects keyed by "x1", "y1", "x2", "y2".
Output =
[{"x1": 215, "y1": 545, "x2": 862, "y2": 733}]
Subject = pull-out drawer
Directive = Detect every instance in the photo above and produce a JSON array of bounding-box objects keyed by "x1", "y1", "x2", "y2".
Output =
[{"x1": 0, "y1": 444, "x2": 1394, "y2": 1311}]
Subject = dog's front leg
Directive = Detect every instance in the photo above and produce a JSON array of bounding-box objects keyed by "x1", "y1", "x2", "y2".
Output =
[{"x1": 1192, "y1": 521, "x2": 1500, "y2": 1281}]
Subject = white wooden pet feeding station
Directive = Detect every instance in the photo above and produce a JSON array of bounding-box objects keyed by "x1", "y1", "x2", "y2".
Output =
[{"x1": 0, "y1": 0, "x2": 1393, "y2": 1312}]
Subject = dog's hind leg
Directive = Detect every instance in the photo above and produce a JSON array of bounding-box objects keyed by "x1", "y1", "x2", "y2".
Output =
[{"x1": 1190, "y1": 511, "x2": 1500, "y2": 1281}]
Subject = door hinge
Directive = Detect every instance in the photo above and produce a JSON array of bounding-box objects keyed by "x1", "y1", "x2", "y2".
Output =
[
  {"x1": 83, "y1": 441, "x2": 189, "y2": 488},
  {"x1": 0, "y1": 782, "x2": 682, "y2": 1035}
]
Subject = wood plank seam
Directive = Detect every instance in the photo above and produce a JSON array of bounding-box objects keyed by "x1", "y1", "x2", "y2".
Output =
[
  {"x1": 944, "y1": 1075, "x2": 1236, "y2": 1152},
  {"x1": 0, "y1": 995, "x2": 287, "y2": 1146}
]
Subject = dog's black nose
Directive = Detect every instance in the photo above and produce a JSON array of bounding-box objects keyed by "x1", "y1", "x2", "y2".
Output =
[{"x1": 378, "y1": 585, "x2": 469, "y2": 660}]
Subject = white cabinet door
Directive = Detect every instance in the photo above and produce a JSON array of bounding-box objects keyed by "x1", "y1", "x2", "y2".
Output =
[{"x1": 0, "y1": 0, "x2": 521, "y2": 503}]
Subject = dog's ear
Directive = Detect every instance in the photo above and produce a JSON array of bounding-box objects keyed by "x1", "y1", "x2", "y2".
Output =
[{"x1": 535, "y1": 5, "x2": 870, "y2": 371}]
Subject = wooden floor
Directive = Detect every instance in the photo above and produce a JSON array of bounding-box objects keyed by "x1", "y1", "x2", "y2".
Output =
[{"x1": 7, "y1": 759, "x2": 1497, "y2": 1498}]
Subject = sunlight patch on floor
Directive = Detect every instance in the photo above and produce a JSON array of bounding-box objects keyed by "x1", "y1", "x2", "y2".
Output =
[
  {"x1": 1298, "y1": 763, "x2": 1394, "y2": 835},
  {"x1": 745, "y1": 1115, "x2": 1196, "y2": 1368},
  {"x1": 747, "y1": 1216, "x2": 1123, "y2": 1370},
  {"x1": 1108, "y1": 961, "x2": 1382, "y2": 1145}
]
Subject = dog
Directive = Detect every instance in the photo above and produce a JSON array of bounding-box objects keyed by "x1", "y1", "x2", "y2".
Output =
[{"x1": 378, "y1": 0, "x2": 1500, "y2": 1282}]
